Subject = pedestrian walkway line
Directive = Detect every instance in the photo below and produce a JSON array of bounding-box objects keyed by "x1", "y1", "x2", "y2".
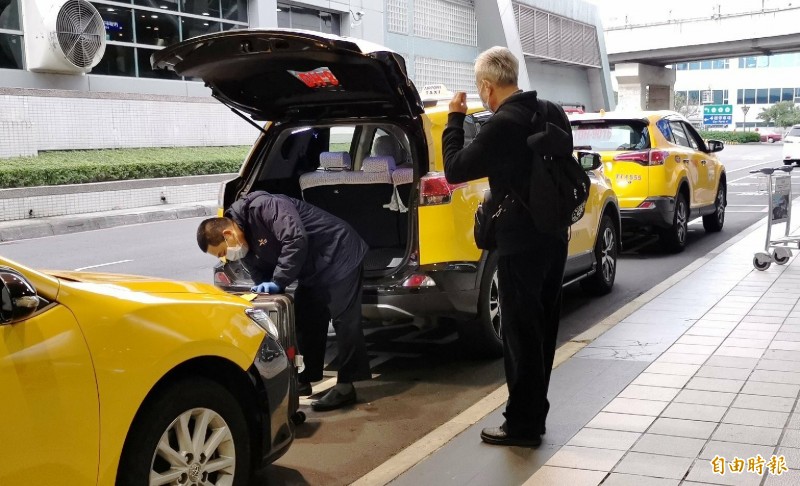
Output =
[{"x1": 352, "y1": 214, "x2": 773, "y2": 485}]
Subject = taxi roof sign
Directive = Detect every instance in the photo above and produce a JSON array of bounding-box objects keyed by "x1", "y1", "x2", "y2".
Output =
[{"x1": 421, "y1": 84, "x2": 454, "y2": 101}]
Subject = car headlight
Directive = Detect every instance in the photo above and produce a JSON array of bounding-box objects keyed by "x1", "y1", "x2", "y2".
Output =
[{"x1": 245, "y1": 308, "x2": 279, "y2": 337}]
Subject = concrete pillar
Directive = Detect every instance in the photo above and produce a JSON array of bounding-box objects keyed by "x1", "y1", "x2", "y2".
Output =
[
  {"x1": 614, "y1": 63, "x2": 676, "y2": 111},
  {"x1": 248, "y1": 0, "x2": 278, "y2": 28},
  {"x1": 474, "y1": 0, "x2": 531, "y2": 91}
]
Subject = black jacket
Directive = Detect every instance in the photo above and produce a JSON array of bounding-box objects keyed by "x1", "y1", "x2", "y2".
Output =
[
  {"x1": 226, "y1": 191, "x2": 368, "y2": 289},
  {"x1": 443, "y1": 91, "x2": 572, "y2": 255}
]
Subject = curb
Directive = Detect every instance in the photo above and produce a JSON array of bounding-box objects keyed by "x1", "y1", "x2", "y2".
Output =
[{"x1": 0, "y1": 203, "x2": 217, "y2": 242}]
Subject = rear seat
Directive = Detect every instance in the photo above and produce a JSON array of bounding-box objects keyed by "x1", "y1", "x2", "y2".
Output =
[
  {"x1": 300, "y1": 152, "x2": 400, "y2": 248},
  {"x1": 391, "y1": 167, "x2": 413, "y2": 246}
]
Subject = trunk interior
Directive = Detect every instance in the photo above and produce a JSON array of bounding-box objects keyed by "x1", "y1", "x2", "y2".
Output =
[{"x1": 243, "y1": 122, "x2": 417, "y2": 275}]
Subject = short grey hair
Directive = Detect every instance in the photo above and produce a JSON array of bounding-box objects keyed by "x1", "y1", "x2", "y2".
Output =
[{"x1": 475, "y1": 46, "x2": 519, "y2": 87}]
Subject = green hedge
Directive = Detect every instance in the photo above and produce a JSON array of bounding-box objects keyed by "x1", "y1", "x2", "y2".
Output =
[
  {"x1": 0, "y1": 146, "x2": 250, "y2": 189},
  {"x1": 697, "y1": 131, "x2": 761, "y2": 143}
]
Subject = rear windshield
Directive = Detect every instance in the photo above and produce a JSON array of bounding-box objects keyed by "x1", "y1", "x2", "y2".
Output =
[
  {"x1": 788, "y1": 127, "x2": 800, "y2": 137},
  {"x1": 571, "y1": 121, "x2": 650, "y2": 151}
]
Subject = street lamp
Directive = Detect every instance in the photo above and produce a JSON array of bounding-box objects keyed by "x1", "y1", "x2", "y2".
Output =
[{"x1": 741, "y1": 105, "x2": 750, "y2": 132}]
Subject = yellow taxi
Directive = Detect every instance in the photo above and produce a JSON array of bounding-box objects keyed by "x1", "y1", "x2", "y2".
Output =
[
  {"x1": 153, "y1": 29, "x2": 619, "y2": 358},
  {"x1": 0, "y1": 257, "x2": 299, "y2": 485},
  {"x1": 570, "y1": 111, "x2": 727, "y2": 251}
]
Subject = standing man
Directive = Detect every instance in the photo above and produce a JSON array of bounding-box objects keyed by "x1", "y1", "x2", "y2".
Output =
[
  {"x1": 443, "y1": 47, "x2": 572, "y2": 447},
  {"x1": 196, "y1": 191, "x2": 372, "y2": 411}
]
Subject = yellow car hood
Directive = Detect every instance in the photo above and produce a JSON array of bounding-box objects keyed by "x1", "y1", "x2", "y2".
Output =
[{"x1": 46, "y1": 270, "x2": 225, "y2": 295}]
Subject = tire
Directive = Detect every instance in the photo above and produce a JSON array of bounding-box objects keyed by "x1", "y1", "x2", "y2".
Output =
[
  {"x1": 768, "y1": 137, "x2": 775, "y2": 143},
  {"x1": 785, "y1": 160, "x2": 794, "y2": 166},
  {"x1": 580, "y1": 214, "x2": 618, "y2": 296},
  {"x1": 753, "y1": 255, "x2": 771, "y2": 271},
  {"x1": 117, "y1": 377, "x2": 252, "y2": 486},
  {"x1": 702, "y1": 182, "x2": 726, "y2": 233},
  {"x1": 659, "y1": 191, "x2": 689, "y2": 253},
  {"x1": 458, "y1": 251, "x2": 503, "y2": 359}
]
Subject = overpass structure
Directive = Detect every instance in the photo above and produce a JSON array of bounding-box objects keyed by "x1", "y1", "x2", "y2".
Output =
[{"x1": 604, "y1": 6, "x2": 800, "y2": 110}]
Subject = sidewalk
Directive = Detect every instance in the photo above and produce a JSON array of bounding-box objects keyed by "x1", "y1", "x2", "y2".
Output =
[{"x1": 389, "y1": 213, "x2": 800, "y2": 485}]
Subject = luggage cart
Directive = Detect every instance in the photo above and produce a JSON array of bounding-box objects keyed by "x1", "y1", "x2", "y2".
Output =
[{"x1": 751, "y1": 166, "x2": 800, "y2": 270}]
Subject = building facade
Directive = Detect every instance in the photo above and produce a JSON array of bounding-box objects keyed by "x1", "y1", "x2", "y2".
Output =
[
  {"x1": 673, "y1": 53, "x2": 800, "y2": 130},
  {"x1": 0, "y1": 0, "x2": 613, "y2": 158}
]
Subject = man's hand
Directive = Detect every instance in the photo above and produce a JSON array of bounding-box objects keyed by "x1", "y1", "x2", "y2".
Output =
[
  {"x1": 449, "y1": 92, "x2": 468, "y2": 114},
  {"x1": 251, "y1": 282, "x2": 283, "y2": 294}
]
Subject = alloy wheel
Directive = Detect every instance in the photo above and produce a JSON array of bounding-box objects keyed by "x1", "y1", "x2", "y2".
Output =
[
  {"x1": 489, "y1": 270, "x2": 502, "y2": 339},
  {"x1": 715, "y1": 188, "x2": 725, "y2": 226},
  {"x1": 149, "y1": 408, "x2": 236, "y2": 486},
  {"x1": 601, "y1": 226, "x2": 616, "y2": 283},
  {"x1": 676, "y1": 198, "x2": 688, "y2": 244}
]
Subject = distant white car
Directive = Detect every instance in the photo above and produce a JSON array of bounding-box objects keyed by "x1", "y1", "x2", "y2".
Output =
[{"x1": 783, "y1": 125, "x2": 800, "y2": 165}]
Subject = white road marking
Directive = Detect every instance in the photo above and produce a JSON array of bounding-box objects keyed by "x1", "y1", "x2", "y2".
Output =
[
  {"x1": 688, "y1": 218, "x2": 702, "y2": 226},
  {"x1": 74, "y1": 259, "x2": 133, "y2": 271},
  {"x1": 726, "y1": 160, "x2": 778, "y2": 173}
]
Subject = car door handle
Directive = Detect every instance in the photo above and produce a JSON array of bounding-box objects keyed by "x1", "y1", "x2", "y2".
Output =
[
  {"x1": 682, "y1": 158, "x2": 690, "y2": 163},
  {"x1": 700, "y1": 160, "x2": 707, "y2": 165}
]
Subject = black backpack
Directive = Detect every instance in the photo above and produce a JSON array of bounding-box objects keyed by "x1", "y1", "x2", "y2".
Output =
[{"x1": 519, "y1": 99, "x2": 590, "y2": 234}]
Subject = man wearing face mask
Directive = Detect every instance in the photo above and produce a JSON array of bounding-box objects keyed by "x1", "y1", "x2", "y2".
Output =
[
  {"x1": 442, "y1": 47, "x2": 572, "y2": 447},
  {"x1": 196, "y1": 191, "x2": 371, "y2": 411}
]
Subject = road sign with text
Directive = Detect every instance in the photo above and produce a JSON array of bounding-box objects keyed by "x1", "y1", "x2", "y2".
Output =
[{"x1": 703, "y1": 105, "x2": 733, "y2": 125}]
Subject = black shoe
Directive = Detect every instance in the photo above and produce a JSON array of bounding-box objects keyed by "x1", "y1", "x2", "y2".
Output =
[
  {"x1": 480, "y1": 426, "x2": 542, "y2": 447},
  {"x1": 297, "y1": 382, "x2": 312, "y2": 397},
  {"x1": 311, "y1": 386, "x2": 357, "y2": 411}
]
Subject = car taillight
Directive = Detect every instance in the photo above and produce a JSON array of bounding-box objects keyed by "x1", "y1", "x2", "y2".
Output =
[
  {"x1": 214, "y1": 271, "x2": 231, "y2": 286},
  {"x1": 420, "y1": 173, "x2": 466, "y2": 205},
  {"x1": 638, "y1": 201, "x2": 656, "y2": 209},
  {"x1": 402, "y1": 274, "x2": 436, "y2": 288},
  {"x1": 614, "y1": 150, "x2": 668, "y2": 166}
]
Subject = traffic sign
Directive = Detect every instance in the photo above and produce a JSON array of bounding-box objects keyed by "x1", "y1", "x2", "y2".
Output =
[
  {"x1": 703, "y1": 114, "x2": 732, "y2": 125},
  {"x1": 703, "y1": 104, "x2": 733, "y2": 115}
]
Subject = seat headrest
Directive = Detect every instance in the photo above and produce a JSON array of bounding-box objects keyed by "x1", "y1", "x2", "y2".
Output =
[
  {"x1": 373, "y1": 135, "x2": 405, "y2": 164},
  {"x1": 362, "y1": 156, "x2": 396, "y2": 173},
  {"x1": 320, "y1": 151, "x2": 352, "y2": 170}
]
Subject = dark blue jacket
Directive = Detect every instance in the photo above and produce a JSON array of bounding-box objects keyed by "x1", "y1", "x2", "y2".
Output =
[{"x1": 226, "y1": 191, "x2": 368, "y2": 289}]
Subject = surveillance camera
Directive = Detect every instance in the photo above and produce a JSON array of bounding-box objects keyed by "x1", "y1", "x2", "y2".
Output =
[{"x1": 351, "y1": 9, "x2": 365, "y2": 21}]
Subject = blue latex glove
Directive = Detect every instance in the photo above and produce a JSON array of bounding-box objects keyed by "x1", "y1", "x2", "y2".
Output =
[{"x1": 251, "y1": 282, "x2": 282, "y2": 294}]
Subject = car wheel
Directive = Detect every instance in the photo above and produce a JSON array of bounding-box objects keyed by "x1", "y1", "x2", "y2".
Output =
[
  {"x1": 702, "y1": 183, "x2": 726, "y2": 233},
  {"x1": 659, "y1": 192, "x2": 689, "y2": 253},
  {"x1": 458, "y1": 251, "x2": 503, "y2": 359},
  {"x1": 117, "y1": 377, "x2": 252, "y2": 486},
  {"x1": 580, "y1": 214, "x2": 618, "y2": 296},
  {"x1": 768, "y1": 137, "x2": 775, "y2": 143},
  {"x1": 784, "y1": 160, "x2": 794, "y2": 166}
]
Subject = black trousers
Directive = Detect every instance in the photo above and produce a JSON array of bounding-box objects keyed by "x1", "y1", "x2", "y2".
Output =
[
  {"x1": 294, "y1": 266, "x2": 371, "y2": 384},
  {"x1": 498, "y1": 232, "x2": 568, "y2": 436}
]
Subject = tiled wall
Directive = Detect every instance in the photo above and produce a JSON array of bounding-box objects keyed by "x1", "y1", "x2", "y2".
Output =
[
  {"x1": 0, "y1": 92, "x2": 256, "y2": 156},
  {"x1": 0, "y1": 183, "x2": 219, "y2": 222}
]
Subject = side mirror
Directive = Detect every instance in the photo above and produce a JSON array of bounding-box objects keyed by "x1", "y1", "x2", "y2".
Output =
[
  {"x1": 577, "y1": 151, "x2": 602, "y2": 171},
  {"x1": 707, "y1": 140, "x2": 724, "y2": 153},
  {"x1": 0, "y1": 269, "x2": 39, "y2": 325}
]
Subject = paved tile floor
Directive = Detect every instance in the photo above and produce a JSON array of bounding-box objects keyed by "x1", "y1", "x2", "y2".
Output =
[{"x1": 525, "y1": 227, "x2": 800, "y2": 486}]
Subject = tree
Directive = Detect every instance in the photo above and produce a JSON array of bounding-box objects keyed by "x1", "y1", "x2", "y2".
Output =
[
  {"x1": 757, "y1": 101, "x2": 800, "y2": 128},
  {"x1": 674, "y1": 92, "x2": 700, "y2": 118}
]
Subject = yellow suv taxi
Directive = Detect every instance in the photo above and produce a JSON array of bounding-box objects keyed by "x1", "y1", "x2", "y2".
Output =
[
  {"x1": 570, "y1": 111, "x2": 727, "y2": 251},
  {"x1": 153, "y1": 29, "x2": 619, "y2": 357},
  {"x1": 0, "y1": 257, "x2": 298, "y2": 485}
]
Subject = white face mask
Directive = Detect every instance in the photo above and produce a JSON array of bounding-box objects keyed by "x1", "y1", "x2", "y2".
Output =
[
  {"x1": 225, "y1": 234, "x2": 248, "y2": 261},
  {"x1": 479, "y1": 83, "x2": 492, "y2": 113}
]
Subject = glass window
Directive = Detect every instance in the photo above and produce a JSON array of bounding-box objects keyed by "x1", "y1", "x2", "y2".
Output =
[
  {"x1": 137, "y1": 47, "x2": 180, "y2": 79},
  {"x1": 277, "y1": 3, "x2": 291, "y2": 27},
  {"x1": 757, "y1": 88, "x2": 768, "y2": 104},
  {"x1": 670, "y1": 121, "x2": 691, "y2": 148},
  {"x1": 676, "y1": 63, "x2": 687, "y2": 70},
  {"x1": 181, "y1": 0, "x2": 220, "y2": 18},
  {"x1": 701, "y1": 90, "x2": 713, "y2": 104},
  {"x1": 0, "y1": 33, "x2": 23, "y2": 69},
  {"x1": 0, "y1": 0, "x2": 20, "y2": 31},
  {"x1": 796, "y1": 88, "x2": 800, "y2": 98},
  {"x1": 712, "y1": 59, "x2": 728, "y2": 69},
  {"x1": 769, "y1": 88, "x2": 781, "y2": 104},
  {"x1": 783, "y1": 88, "x2": 794, "y2": 102},
  {"x1": 181, "y1": 17, "x2": 220, "y2": 40},
  {"x1": 744, "y1": 89, "x2": 756, "y2": 104},
  {"x1": 656, "y1": 119, "x2": 674, "y2": 143},
  {"x1": 93, "y1": 4, "x2": 134, "y2": 43},
  {"x1": 688, "y1": 61, "x2": 700, "y2": 70},
  {"x1": 134, "y1": 0, "x2": 179, "y2": 12},
  {"x1": 757, "y1": 56, "x2": 769, "y2": 68},
  {"x1": 723, "y1": 89, "x2": 729, "y2": 104},
  {"x1": 737, "y1": 89, "x2": 743, "y2": 104},
  {"x1": 740, "y1": 56, "x2": 757, "y2": 68},
  {"x1": 134, "y1": 10, "x2": 180, "y2": 47},
  {"x1": 700, "y1": 60, "x2": 712, "y2": 70},
  {"x1": 688, "y1": 90, "x2": 700, "y2": 105},
  {"x1": 571, "y1": 121, "x2": 650, "y2": 151},
  {"x1": 318, "y1": 11, "x2": 340, "y2": 35},
  {"x1": 712, "y1": 90, "x2": 724, "y2": 105},
  {"x1": 221, "y1": 0, "x2": 247, "y2": 22},
  {"x1": 92, "y1": 44, "x2": 135, "y2": 76},
  {"x1": 683, "y1": 123, "x2": 700, "y2": 150}
]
